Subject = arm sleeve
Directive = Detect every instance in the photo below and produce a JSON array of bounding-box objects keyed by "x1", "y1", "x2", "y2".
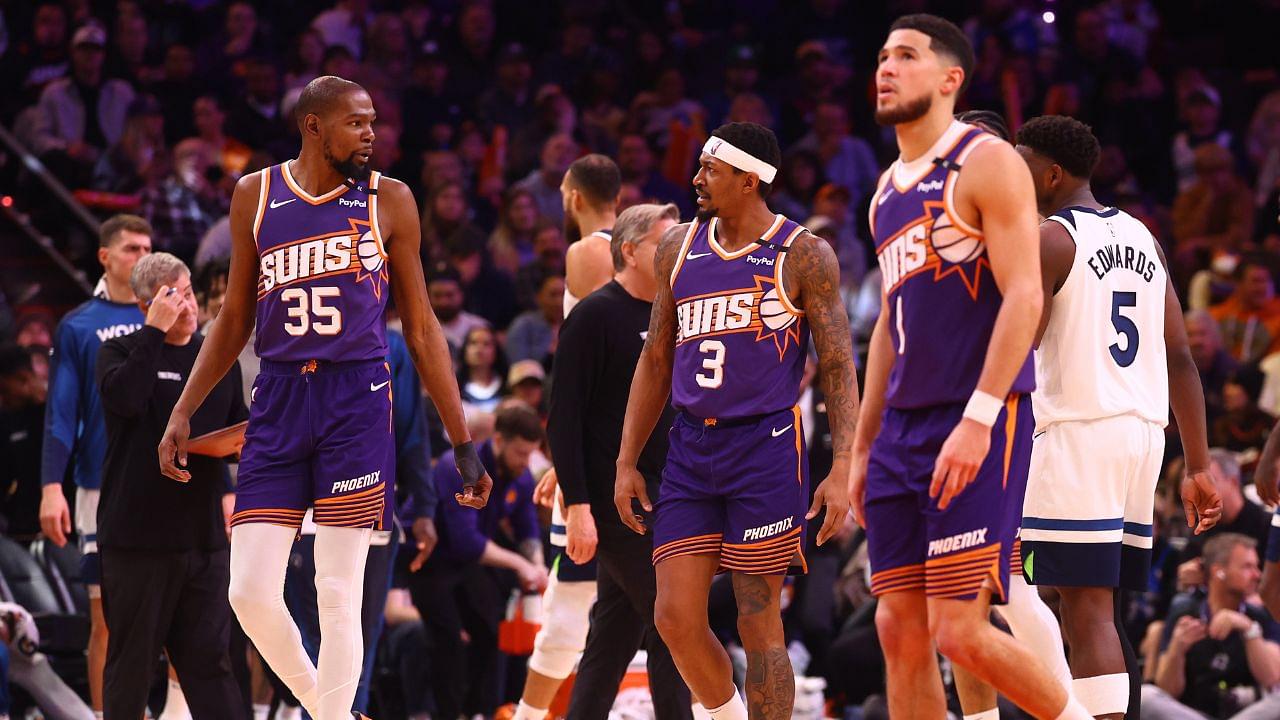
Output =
[
  {"x1": 94, "y1": 327, "x2": 167, "y2": 418},
  {"x1": 41, "y1": 321, "x2": 81, "y2": 486},
  {"x1": 545, "y1": 309, "x2": 599, "y2": 506},
  {"x1": 511, "y1": 473, "x2": 540, "y2": 542},
  {"x1": 434, "y1": 456, "x2": 486, "y2": 564},
  {"x1": 390, "y1": 334, "x2": 437, "y2": 520}
]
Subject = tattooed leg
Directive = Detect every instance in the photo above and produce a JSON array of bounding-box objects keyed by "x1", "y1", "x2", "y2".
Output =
[{"x1": 732, "y1": 574, "x2": 792, "y2": 720}]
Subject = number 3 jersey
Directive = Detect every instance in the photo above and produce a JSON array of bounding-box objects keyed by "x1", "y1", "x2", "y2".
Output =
[
  {"x1": 1033, "y1": 206, "x2": 1168, "y2": 431},
  {"x1": 669, "y1": 213, "x2": 809, "y2": 419},
  {"x1": 252, "y1": 163, "x2": 389, "y2": 362},
  {"x1": 870, "y1": 120, "x2": 1033, "y2": 409}
]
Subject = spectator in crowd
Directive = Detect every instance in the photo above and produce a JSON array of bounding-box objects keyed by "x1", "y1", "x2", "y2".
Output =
[
  {"x1": 95, "y1": 252, "x2": 246, "y2": 718},
  {"x1": 792, "y1": 101, "x2": 880, "y2": 211},
  {"x1": 1172, "y1": 86, "x2": 1236, "y2": 193},
  {"x1": 489, "y1": 187, "x2": 542, "y2": 277},
  {"x1": 90, "y1": 95, "x2": 164, "y2": 194},
  {"x1": 506, "y1": 360, "x2": 545, "y2": 416},
  {"x1": 447, "y1": 234, "x2": 520, "y2": 332},
  {"x1": 1188, "y1": 308, "x2": 1241, "y2": 426},
  {"x1": 402, "y1": 47, "x2": 464, "y2": 158},
  {"x1": 1150, "y1": 533, "x2": 1280, "y2": 719},
  {"x1": 0, "y1": 2, "x2": 69, "y2": 121},
  {"x1": 141, "y1": 138, "x2": 226, "y2": 263},
  {"x1": 1211, "y1": 367, "x2": 1274, "y2": 452},
  {"x1": 409, "y1": 403, "x2": 547, "y2": 720},
  {"x1": 192, "y1": 95, "x2": 252, "y2": 182},
  {"x1": 456, "y1": 325, "x2": 508, "y2": 418},
  {"x1": 312, "y1": 0, "x2": 373, "y2": 60},
  {"x1": 13, "y1": 314, "x2": 55, "y2": 350},
  {"x1": 1209, "y1": 256, "x2": 1280, "y2": 364},
  {"x1": 106, "y1": 11, "x2": 157, "y2": 88},
  {"x1": 477, "y1": 43, "x2": 535, "y2": 145},
  {"x1": 359, "y1": 12, "x2": 413, "y2": 98},
  {"x1": 421, "y1": 181, "x2": 485, "y2": 263},
  {"x1": 39, "y1": 214, "x2": 150, "y2": 715},
  {"x1": 811, "y1": 182, "x2": 867, "y2": 284},
  {"x1": 0, "y1": 344, "x2": 46, "y2": 539},
  {"x1": 1172, "y1": 144, "x2": 1256, "y2": 278},
  {"x1": 704, "y1": 44, "x2": 767, "y2": 129},
  {"x1": 506, "y1": 271, "x2": 564, "y2": 366},
  {"x1": 283, "y1": 29, "x2": 325, "y2": 93},
  {"x1": 769, "y1": 149, "x2": 827, "y2": 224},
  {"x1": 24, "y1": 24, "x2": 136, "y2": 187},
  {"x1": 225, "y1": 58, "x2": 288, "y2": 152},
  {"x1": 1247, "y1": 89, "x2": 1280, "y2": 209},
  {"x1": 616, "y1": 133, "x2": 689, "y2": 213},
  {"x1": 427, "y1": 264, "x2": 488, "y2": 355},
  {"x1": 152, "y1": 44, "x2": 199, "y2": 144},
  {"x1": 515, "y1": 221, "x2": 568, "y2": 310},
  {"x1": 513, "y1": 132, "x2": 577, "y2": 228},
  {"x1": 196, "y1": 1, "x2": 268, "y2": 90}
]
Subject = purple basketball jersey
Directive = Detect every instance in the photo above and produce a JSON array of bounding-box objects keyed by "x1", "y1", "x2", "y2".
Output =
[
  {"x1": 253, "y1": 163, "x2": 389, "y2": 362},
  {"x1": 669, "y1": 214, "x2": 809, "y2": 419},
  {"x1": 870, "y1": 122, "x2": 1034, "y2": 409}
]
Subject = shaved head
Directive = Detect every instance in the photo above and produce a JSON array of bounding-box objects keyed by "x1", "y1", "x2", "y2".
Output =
[{"x1": 294, "y1": 75, "x2": 366, "y2": 130}]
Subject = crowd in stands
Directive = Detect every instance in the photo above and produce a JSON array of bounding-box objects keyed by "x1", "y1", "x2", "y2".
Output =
[{"x1": 2, "y1": 0, "x2": 1280, "y2": 718}]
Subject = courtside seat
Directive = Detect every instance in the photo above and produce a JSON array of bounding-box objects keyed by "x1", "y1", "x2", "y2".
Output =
[
  {"x1": 29, "y1": 539, "x2": 89, "y2": 616},
  {"x1": 0, "y1": 536, "x2": 88, "y2": 655}
]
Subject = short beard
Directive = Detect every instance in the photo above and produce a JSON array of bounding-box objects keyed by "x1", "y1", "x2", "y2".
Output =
[
  {"x1": 563, "y1": 211, "x2": 582, "y2": 244},
  {"x1": 874, "y1": 93, "x2": 933, "y2": 127},
  {"x1": 324, "y1": 143, "x2": 368, "y2": 181},
  {"x1": 695, "y1": 206, "x2": 719, "y2": 223}
]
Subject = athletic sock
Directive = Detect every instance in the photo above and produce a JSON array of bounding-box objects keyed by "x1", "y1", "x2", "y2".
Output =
[
  {"x1": 513, "y1": 699, "x2": 546, "y2": 720},
  {"x1": 252, "y1": 704, "x2": 270, "y2": 720},
  {"x1": 707, "y1": 692, "x2": 748, "y2": 720},
  {"x1": 1073, "y1": 673, "x2": 1130, "y2": 718},
  {"x1": 692, "y1": 703, "x2": 713, "y2": 720},
  {"x1": 963, "y1": 710, "x2": 999, "y2": 720}
]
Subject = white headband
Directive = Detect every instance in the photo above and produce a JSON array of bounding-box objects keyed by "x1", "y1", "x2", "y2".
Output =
[{"x1": 702, "y1": 136, "x2": 777, "y2": 184}]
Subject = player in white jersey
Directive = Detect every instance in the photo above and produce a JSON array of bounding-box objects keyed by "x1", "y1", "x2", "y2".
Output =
[
  {"x1": 511, "y1": 154, "x2": 622, "y2": 720},
  {"x1": 1015, "y1": 115, "x2": 1222, "y2": 719}
]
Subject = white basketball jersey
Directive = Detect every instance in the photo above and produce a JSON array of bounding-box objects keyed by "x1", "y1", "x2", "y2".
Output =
[{"x1": 1033, "y1": 206, "x2": 1169, "y2": 431}]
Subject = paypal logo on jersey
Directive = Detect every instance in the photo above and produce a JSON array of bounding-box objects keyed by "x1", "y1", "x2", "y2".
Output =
[
  {"x1": 95, "y1": 323, "x2": 142, "y2": 342},
  {"x1": 338, "y1": 198, "x2": 367, "y2": 208},
  {"x1": 746, "y1": 255, "x2": 774, "y2": 266},
  {"x1": 916, "y1": 179, "x2": 944, "y2": 193}
]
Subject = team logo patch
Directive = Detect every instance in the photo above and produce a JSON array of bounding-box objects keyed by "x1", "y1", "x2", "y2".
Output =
[{"x1": 675, "y1": 275, "x2": 800, "y2": 360}]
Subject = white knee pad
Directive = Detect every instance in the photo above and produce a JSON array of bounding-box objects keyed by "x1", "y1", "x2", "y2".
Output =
[
  {"x1": 994, "y1": 575, "x2": 1073, "y2": 694},
  {"x1": 1073, "y1": 673, "x2": 1129, "y2": 717},
  {"x1": 527, "y1": 577, "x2": 596, "y2": 679}
]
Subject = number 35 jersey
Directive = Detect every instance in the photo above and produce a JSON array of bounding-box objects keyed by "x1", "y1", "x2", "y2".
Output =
[
  {"x1": 252, "y1": 162, "x2": 389, "y2": 363},
  {"x1": 1033, "y1": 206, "x2": 1168, "y2": 431},
  {"x1": 669, "y1": 214, "x2": 809, "y2": 420}
]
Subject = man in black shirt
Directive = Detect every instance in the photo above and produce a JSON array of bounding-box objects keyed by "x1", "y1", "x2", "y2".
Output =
[
  {"x1": 0, "y1": 344, "x2": 45, "y2": 539},
  {"x1": 95, "y1": 252, "x2": 247, "y2": 719},
  {"x1": 547, "y1": 203, "x2": 693, "y2": 720}
]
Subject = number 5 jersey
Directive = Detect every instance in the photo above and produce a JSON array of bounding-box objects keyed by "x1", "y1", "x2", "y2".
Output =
[{"x1": 252, "y1": 162, "x2": 389, "y2": 363}]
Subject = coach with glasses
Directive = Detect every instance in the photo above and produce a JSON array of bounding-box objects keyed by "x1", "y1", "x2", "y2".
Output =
[{"x1": 96, "y1": 252, "x2": 247, "y2": 719}]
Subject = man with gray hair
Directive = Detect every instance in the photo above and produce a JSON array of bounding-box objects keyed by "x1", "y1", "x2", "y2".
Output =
[
  {"x1": 1187, "y1": 309, "x2": 1239, "y2": 426},
  {"x1": 542, "y1": 203, "x2": 693, "y2": 720},
  {"x1": 94, "y1": 252, "x2": 248, "y2": 718},
  {"x1": 1177, "y1": 449, "x2": 1272, "y2": 586}
]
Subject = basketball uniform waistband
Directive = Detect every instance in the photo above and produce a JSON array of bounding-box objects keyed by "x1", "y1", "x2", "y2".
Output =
[
  {"x1": 258, "y1": 357, "x2": 386, "y2": 376},
  {"x1": 678, "y1": 407, "x2": 791, "y2": 429}
]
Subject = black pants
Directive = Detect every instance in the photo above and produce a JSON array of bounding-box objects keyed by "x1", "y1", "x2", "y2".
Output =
[
  {"x1": 100, "y1": 547, "x2": 245, "y2": 720},
  {"x1": 567, "y1": 531, "x2": 692, "y2": 720},
  {"x1": 409, "y1": 562, "x2": 508, "y2": 720}
]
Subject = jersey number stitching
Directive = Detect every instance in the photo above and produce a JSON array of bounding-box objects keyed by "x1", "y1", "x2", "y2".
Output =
[
  {"x1": 1109, "y1": 290, "x2": 1139, "y2": 367},
  {"x1": 282, "y1": 286, "x2": 343, "y2": 337}
]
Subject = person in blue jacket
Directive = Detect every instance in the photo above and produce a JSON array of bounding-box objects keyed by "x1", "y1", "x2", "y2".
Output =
[
  {"x1": 411, "y1": 401, "x2": 548, "y2": 720},
  {"x1": 38, "y1": 213, "x2": 151, "y2": 714}
]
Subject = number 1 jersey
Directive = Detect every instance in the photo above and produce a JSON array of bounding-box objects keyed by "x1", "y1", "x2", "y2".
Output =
[
  {"x1": 252, "y1": 162, "x2": 389, "y2": 363},
  {"x1": 1033, "y1": 206, "x2": 1168, "y2": 431}
]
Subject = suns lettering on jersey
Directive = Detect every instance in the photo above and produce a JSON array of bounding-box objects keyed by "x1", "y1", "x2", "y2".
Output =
[
  {"x1": 875, "y1": 201, "x2": 988, "y2": 300},
  {"x1": 258, "y1": 218, "x2": 387, "y2": 299},
  {"x1": 674, "y1": 275, "x2": 800, "y2": 360}
]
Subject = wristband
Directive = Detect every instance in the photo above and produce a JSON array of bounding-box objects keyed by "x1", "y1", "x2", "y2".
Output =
[
  {"x1": 1246, "y1": 621, "x2": 1264, "y2": 641},
  {"x1": 454, "y1": 441, "x2": 484, "y2": 490},
  {"x1": 962, "y1": 390, "x2": 1004, "y2": 427}
]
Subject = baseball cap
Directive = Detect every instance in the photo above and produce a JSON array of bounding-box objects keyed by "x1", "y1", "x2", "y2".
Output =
[
  {"x1": 72, "y1": 24, "x2": 107, "y2": 49},
  {"x1": 508, "y1": 359, "x2": 546, "y2": 387}
]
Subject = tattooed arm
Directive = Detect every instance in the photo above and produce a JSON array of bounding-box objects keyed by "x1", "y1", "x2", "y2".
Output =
[
  {"x1": 615, "y1": 222, "x2": 686, "y2": 533},
  {"x1": 784, "y1": 232, "x2": 859, "y2": 544}
]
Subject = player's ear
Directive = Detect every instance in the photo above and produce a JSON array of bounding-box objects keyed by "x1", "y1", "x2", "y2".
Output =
[
  {"x1": 940, "y1": 65, "x2": 964, "y2": 97},
  {"x1": 743, "y1": 171, "x2": 758, "y2": 196},
  {"x1": 303, "y1": 113, "x2": 321, "y2": 138}
]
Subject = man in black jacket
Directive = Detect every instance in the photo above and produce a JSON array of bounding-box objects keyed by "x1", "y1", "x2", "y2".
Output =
[
  {"x1": 547, "y1": 203, "x2": 693, "y2": 720},
  {"x1": 95, "y1": 252, "x2": 247, "y2": 719}
]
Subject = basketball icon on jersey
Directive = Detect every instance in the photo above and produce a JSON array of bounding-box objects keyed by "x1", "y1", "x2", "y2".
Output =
[
  {"x1": 759, "y1": 288, "x2": 797, "y2": 332},
  {"x1": 929, "y1": 211, "x2": 984, "y2": 264},
  {"x1": 357, "y1": 231, "x2": 385, "y2": 273}
]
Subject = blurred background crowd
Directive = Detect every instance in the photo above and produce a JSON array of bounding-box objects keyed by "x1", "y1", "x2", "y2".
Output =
[{"x1": 2, "y1": 0, "x2": 1280, "y2": 719}]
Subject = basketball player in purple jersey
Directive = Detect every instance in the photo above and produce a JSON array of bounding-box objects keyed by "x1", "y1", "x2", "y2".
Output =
[
  {"x1": 849, "y1": 16, "x2": 1089, "y2": 720},
  {"x1": 616, "y1": 121, "x2": 858, "y2": 720},
  {"x1": 157, "y1": 76, "x2": 491, "y2": 720}
]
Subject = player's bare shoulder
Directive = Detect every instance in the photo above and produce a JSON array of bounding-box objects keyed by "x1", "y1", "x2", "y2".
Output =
[
  {"x1": 955, "y1": 138, "x2": 1035, "y2": 208},
  {"x1": 654, "y1": 220, "x2": 692, "y2": 277}
]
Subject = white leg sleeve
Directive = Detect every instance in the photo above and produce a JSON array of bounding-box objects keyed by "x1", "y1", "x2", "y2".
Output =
[
  {"x1": 229, "y1": 524, "x2": 320, "y2": 717},
  {"x1": 993, "y1": 575, "x2": 1073, "y2": 694},
  {"x1": 313, "y1": 525, "x2": 372, "y2": 720},
  {"x1": 527, "y1": 575, "x2": 596, "y2": 680}
]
